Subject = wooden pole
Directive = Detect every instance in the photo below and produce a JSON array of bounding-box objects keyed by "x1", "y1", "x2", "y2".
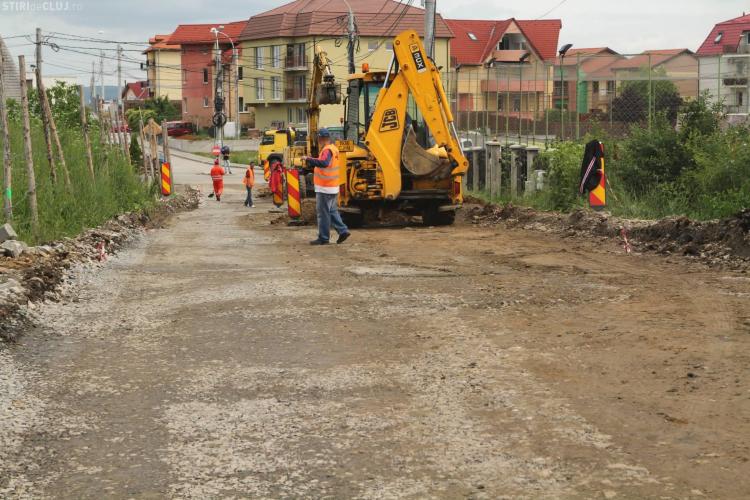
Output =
[
  {"x1": 121, "y1": 109, "x2": 131, "y2": 164},
  {"x1": 1, "y1": 49, "x2": 12, "y2": 221},
  {"x1": 149, "y1": 123, "x2": 159, "y2": 184},
  {"x1": 113, "y1": 107, "x2": 124, "y2": 157},
  {"x1": 78, "y1": 85, "x2": 95, "y2": 179},
  {"x1": 138, "y1": 115, "x2": 149, "y2": 182},
  {"x1": 35, "y1": 28, "x2": 57, "y2": 184},
  {"x1": 18, "y1": 56, "x2": 39, "y2": 233},
  {"x1": 36, "y1": 29, "x2": 70, "y2": 188},
  {"x1": 161, "y1": 121, "x2": 172, "y2": 166}
]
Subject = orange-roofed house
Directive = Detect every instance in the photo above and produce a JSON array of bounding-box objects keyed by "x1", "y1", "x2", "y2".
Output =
[
  {"x1": 697, "y1": 14, "x2": 750, "y2": 114},
  {"x1": 237, "y1": 0, "x2": 453, "y2": 129},
  {"x1": 554, "y1": 48, "x2": 624, "y2": 115},
  {"x1": 445, "y1": 18, "x2": 561, "y2": 122},
  {"x1": 611, "y1": 49, "x2": 698, "y2": 100},
  {"x1": 144, "y1": 34, "x2": 182, "y2": 102},
  {"x1": 168, "y1": 20, "x2": 248, "y2": 130}
]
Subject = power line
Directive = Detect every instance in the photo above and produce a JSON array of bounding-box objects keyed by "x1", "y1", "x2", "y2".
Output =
[{"x1": 537, "y1": 0, "x2": 570, "y2": 19}]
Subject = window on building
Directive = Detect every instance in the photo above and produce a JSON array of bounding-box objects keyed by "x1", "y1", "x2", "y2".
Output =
[
  {"x1": 238, "y1": 66, "x2": 244, "y2": 80},
  {"x1": 288, "y1": 107, "x2": 293, "y2": 124},
  {"x1": 255, "y1": 46, "x2": 264, "y2": 69},
  {"x1": 203, "y1": 68, "x2": 209, "y2": 84},
  {"x1": 239, "y1": 96, "x2": 244, "y2": 111},
  {"x1": 498, "y1": 34, "x2": 527, "y2": 51},
  {"x1": 739, "y1": 91, "x2": 744, "y2": 107},
  {"x1": 203, "y1": 96, "x2": 209, "y2": 107},
  {"x1": 512, "y1": 95, "x2": 521, "y2": 112},
  {"x1": 368, "y1": 40, "x2": 379, "y2": 51},
  {"x1": 592, "y1": 81, "x2": 599, "y2": 95},
  {"x1": 255, "y1": 77, "x2": 264, "y2": 100},
  {"x1": 182, "y1": 97, "x2": 187, "y2": 113},
  {"x1": 182, "y1": 69, "x2": 187, "y2": 84},
  {"x1": 272, "y1": 45, "x2": 281, "y2": 67},
  {"x1": 715, "y1": 32, "x2": 724, "y2": 44},
  {"x1": 297, "y1": 107, "x2": 307, "y2": 123},
  {"x1": 468, "y1": 33, "x2": 477, "y2": 41},
  {"x1": 271, "y1": 76, "x2": 281, "y2": 100},
  {"x1": 606, "y1": 80, "x2": 616, "y2": 94}
]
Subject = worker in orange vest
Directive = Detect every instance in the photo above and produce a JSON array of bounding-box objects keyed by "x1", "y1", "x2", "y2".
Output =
[
  {"x1": 210, "y1": 158, "x2": 225, "y2": 202},
  {"x1": 242, "y1": 164, "x2": 255, "y2": 208},
  {"x1": 301, "y1": 128, "x2": 350, "y2": 245}
]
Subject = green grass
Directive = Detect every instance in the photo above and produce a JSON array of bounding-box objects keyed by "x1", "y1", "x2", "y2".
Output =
[
  {"x1": 1, "y1": 118, "x2": 155, "y2": 245},
  {"x1": 194, "y1": 150, "x2": 258, "y2": 165}
]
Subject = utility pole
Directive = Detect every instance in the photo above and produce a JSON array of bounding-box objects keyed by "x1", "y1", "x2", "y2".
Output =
[
  {"x1": 424, "y1": 0, "x2": 436, "y2": 60},
  {"x1": 1, "y1": 47, "x2": 12, "y2": 221},
  {"x1": 90, "y1": 61, "x2": 96, "y2": 106},
  {"x1": 343, "y1": 0, "x2": 356, "y2": 74},
  {"x1": 213, "y1": 30, "x2": 223, "y2": 148},
  {"x1": 99, "y1": 50, "x2": 104, "y2": 104},
  {"x1": 117, "y1": 43, "x2": 123, "y2": 108},
  {"x1": 234, "y1": 45, "x2": 240, "y2": 139},
  {"x1": 35, "y1": 27, "x2": 57, "y2": 184}
]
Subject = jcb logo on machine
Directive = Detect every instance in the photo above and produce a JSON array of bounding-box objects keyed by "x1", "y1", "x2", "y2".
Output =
[
  {"x1": 379, "y1": 108, "x2": 400, "y2": 132},
  {"x1": 409, "y1": 43, "x2": 427, "y2": 73}
]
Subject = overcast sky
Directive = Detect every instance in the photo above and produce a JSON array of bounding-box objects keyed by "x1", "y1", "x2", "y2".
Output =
[{"x1": 1, "y1": 0, "x2": 747, "y2": 85}]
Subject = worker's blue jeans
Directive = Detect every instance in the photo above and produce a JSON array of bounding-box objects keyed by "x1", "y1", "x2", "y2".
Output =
[{"x1": 316, "y1": 192, "x2": 348, "y2": 242}]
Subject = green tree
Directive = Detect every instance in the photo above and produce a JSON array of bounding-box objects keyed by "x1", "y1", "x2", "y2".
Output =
[
  {"x1": 612, "y1": 68, "x2": 683, "y2": 124},
  {"x1": 125, "y1": 108, "x2": 157, "y2": 132},
  {"x1": 143, "y1": 96, "x2": 179, "y2": 123}
]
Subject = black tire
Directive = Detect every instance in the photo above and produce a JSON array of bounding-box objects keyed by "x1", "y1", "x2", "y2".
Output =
[{"x1": 422, "y1": 207, "x2": 456, "y2": 227}]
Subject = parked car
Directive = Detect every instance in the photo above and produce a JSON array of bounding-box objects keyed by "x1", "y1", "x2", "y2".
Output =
[{"x1": 165, "y1": 121, "x2": 194, "y2": 137}]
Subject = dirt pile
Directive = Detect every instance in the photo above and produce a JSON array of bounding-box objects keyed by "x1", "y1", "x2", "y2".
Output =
[
  {"x1": 468, "y1": 202, "x2": 750, "y2": 271},
  {"x1": 270, "y1": 198, "x2": 317, "y2": 226},
  {"x1": 0, "y1": 188, "x2": 201, "y2": 341}
]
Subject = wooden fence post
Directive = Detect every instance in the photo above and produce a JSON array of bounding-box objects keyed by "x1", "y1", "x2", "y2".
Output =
[
  {"x1": 1, "y1": 49, "x2": 12, "y2": 221},
  {"x1": 78, "y1": 85, "x2": 95, "y2": 179},
  {"x1": 18, "y1": 56, "x2": 39, "y2": 233},
  {"x1": 35, "y1": 29, "x2": 57, "y2": 185}
]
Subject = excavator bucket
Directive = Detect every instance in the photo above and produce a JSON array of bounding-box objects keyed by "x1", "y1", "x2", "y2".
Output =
[
  {"x1": 401, "y1": 127, "x2": 452, "y2": 179},
  {"x1": 316, "y1": 75, "x2": 341, "y2": 105}
]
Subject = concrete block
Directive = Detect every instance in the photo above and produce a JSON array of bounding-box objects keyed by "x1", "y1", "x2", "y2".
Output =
[
  {"x1": 0, "y1": 223, "x2": 17, "y2": 243},
  {"x1": 1, "y1": 240, "x2": 27, "y2": 258}
]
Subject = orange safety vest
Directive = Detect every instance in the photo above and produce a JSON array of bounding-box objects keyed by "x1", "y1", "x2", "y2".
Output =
[
  {"x1": 313, "y1": 144, "x2": 340, "y2": 190},
  {"x1": 210, "y1": 165, "x2": 224, "y2": 181},
  {"x1": 242, "y1": 167, "x2": 255, "y2": 188}
]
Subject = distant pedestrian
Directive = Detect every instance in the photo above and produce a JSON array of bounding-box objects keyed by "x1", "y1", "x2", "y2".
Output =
[
  {"x1": 243, "y1": 164, "x2": 255, "y2": 207},
  {"x1": 301, "y1": 128, "x2": 350, "y2": 245},
  {"x1": 221, "y1": 145, "x2": 232, "y2": 174},
  {"x1": 210, "y1": 158, "x2": 225, "y2": 202}
]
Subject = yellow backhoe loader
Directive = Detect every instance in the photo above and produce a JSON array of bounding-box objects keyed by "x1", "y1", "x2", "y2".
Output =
[{"x1": 335, "y1": 30, "x2": 468, "y2": 226}]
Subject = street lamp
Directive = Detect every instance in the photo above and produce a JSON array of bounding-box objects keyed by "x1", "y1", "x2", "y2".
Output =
[
  {"x1": 518, "y1": 51, "x2": 530, "y2": 143},
  {"x1": 485, "y1": 58, "x2": 496, "y2": 137},
  {"x1": 558, "y1": 43, "x2": 573, "y2": 140},
  {"x1": 210, "y1": 26, "x2": 240, "y2": 141}
]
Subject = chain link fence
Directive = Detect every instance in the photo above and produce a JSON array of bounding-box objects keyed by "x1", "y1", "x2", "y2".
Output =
[{"x1": 439, "y1": 51, "x2": 749, "y2": 146}]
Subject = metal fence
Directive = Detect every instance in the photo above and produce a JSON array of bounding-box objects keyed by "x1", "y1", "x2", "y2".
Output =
[{"x1": 438, "y1": 52, "x2": 748, "y2": 146}]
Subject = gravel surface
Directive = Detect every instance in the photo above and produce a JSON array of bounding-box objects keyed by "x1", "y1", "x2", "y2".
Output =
[{"x1": 1, "y1": 160, "x2": 749, "y2": 498}]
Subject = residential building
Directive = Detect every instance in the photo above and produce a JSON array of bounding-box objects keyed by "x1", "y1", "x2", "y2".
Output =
[
  {"x1": 611, "y1": 49, "x2": 699, "y2": 99},
  {"x1": 0, "y1": 35, "x2": 22, "y2": 102},
  {"x1": 554, "y1": 48, "x2": 623, "y2": 114},
  {"x1": 697, "y1": 13, "x2": 750, "y2": 114},
  {"x1": 167, "y1": 20, "x2": 247, "y2": 129},
  {"x1": 238, "y1": 0, "x2": 453, "y2": 130},
  {"x1": 446, "y1": 18, "x2": 561, "y2": 121},
  {"x1": 144, "y1": 34, "x2": 182, "y2": 101},
  {"x1": 122, "y1": 81, "x2": 149, "y2": 101}
]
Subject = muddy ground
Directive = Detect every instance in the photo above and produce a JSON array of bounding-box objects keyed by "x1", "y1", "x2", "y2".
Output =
[{"x1": 1, "y1": 184, "x2": 749, "y2": 499}]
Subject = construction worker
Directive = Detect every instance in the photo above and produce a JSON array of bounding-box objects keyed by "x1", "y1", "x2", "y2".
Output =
[
  {"x1": 210, "y1": 158, "x2": 225, "y2": 202},
  {"x1": 301, "y1": 128, "x2": 351, "y2": 245},
  {"x1": 242, "y1": 164, "x2": 255, "y2": 208},
  {"x1": 221, "y1": 145, "x2": 232, "y2": 174}
]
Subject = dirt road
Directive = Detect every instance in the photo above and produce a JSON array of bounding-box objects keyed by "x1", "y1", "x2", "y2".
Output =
[{"x1": 1, "y1": 155, "x2": 749, "y2": 499}]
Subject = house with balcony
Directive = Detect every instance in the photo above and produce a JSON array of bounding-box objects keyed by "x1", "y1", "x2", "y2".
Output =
[
  {"x1": 167, "y1": 20, "x2": 247, "y2": 130},
  {"x1": 0, "y1": 35, "x2": 22, "y2": 102},
  {"x1": 238, "y1": 0, "x2": 453, "y2": 130},
  {"x1": 143, "y1": 34, "x2": 182, "y2": 101},
  {"x1": 611, "y1": 49, "x2": 698, "y2": 99},
  {"x1": 697, "y1": 13, "x2": 750, "y2": 115},
  {"x1": 553, "y1": 48, "x2": 623, "y2": 115},
  {"x1": 445, "y1": 18, "x2": 561, "y2": 123}
]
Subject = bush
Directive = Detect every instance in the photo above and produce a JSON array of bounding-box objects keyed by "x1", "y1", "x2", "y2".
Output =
[{"x1": 538, "y1": 142, "x2": 585, "y2": 211}]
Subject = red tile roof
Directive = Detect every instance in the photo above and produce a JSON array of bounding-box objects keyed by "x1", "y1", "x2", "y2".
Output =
[
  {"x1": 697, "y1": 14, "x2": 750, "y2": 56},
  {"x1": 168, "y1": 20, "x2": 247, "y2": 45},
  {"x1": 610, "y1": 49, "x2": 695, "y2": 70},
  {"x1": 240, "y1": 0, "x2": 453, "y2": 41},
  {"x1": 144, "y1": 33, "x2": 180, "y2": 52},
  {"x1": 123, "y1": 81, "x2": 149, "y2": 100},
  {"x1": 446, "y1": 18, "x2": 561, "y2": 66}
]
